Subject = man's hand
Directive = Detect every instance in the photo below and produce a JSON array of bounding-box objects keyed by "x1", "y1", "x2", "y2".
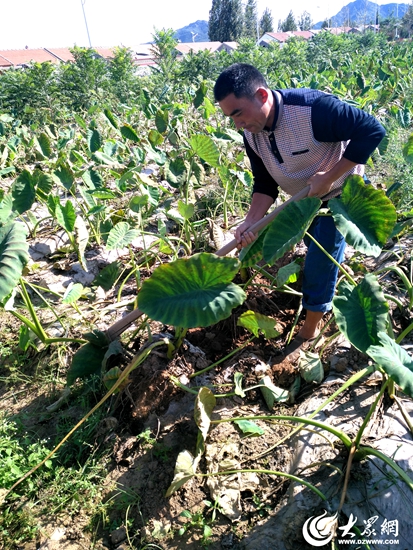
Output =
[
  {"x1": 234, "y1": 192, "x2": 274, "y2": 249},
  {"x1": 306, "y1": 171, "x2": 333, "y2": 198},
  {"x1": 235, "y1": 221, "x2": 257, "y2": 249},
  {"x1": 307, "y1": 158, "x2": 359, "y2": 198}
]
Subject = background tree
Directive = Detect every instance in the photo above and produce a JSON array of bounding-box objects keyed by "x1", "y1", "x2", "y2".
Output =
[
  {"x1": 279, "y1": 10, "x2": 297, "y2": 32},
  {"x1": 244, "y1": 0, "x2": 258, "y2": 39},
  {"x1": 58, "y1": 47, "x2": 109, "y2": 111},
  {"x1": 297, "y1": 11, "x2": 313, "y2": 31},
  {"x1": 108, "y1": 47, "x2": 138, "y2": 103},
  {"x1": 208, "y1": 0, "x2": 244, "y2": 41},
  {"x1": 209, "y1": 0, "x2": 222, "y2": 41},
  {"x1": 150, "y1": 28, "x2": 179, "y2": 85},
  {"x1": 401, "y1": 4, "x2": 413, "y2": 38},
  {"x1": 321, "y1": 18, "x2": 332, "y2": 29},
  {"x1": 260, "y1": 7, "x2": 274, "y2": 35},
  {"x1": 380, "y1": 16, "x2": 399, "y2": 39}
]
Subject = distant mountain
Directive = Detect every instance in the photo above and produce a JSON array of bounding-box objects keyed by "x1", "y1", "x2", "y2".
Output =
[
  {"x1": 313, "y1": 0, "x2": 408, "y2": 28},
  {"x1": 174, "y1": 20, "x2": 209, "y2": 43},
  {"x1": 173, "y1": 0, "x2": 409, "y2": 41}
]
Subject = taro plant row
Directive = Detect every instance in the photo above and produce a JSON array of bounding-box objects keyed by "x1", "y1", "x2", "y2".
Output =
[
  {"x1": 4, "y1": 165, "x2": 413, "y2": 511},
  {"x1": 2, "y1": 33, "x2": 413, "y2": 537},
  {"x1": 160, "y1": 175, "x2": 413, "y2": 524}
]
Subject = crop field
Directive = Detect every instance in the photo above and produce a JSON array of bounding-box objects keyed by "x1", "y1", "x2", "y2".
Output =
[{"x1": 1, "y1": 31, "x2": 413, "y2": 550}]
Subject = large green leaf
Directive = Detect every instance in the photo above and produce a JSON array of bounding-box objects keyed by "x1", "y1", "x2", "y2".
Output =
[
  {"x1": 7, "y1": 135, "x2": 20, "y2": 154},
  {"x1": 237, "y1": 310, "x2": 280, "y2": 339},
  {"x1": 54, "y1": 163, "x2": 74, "y2": 190},
  {"x1": 177, "y1": 200, "x2": 194, "y2": 220},
  {"x1": 332, "y1": 274, "x2": 388, "y2": 353},
  {"x1": 62, "y1": 283, "x2": 84, "y2": 304},
  {"x1": 165, "y1": 158, "x2": 187, "y2": 188},
  {"x1": 106, "y1": 222, "x2": 140, "y2": 250},
  {"x1": 93, "y1": 261, "x2": 122, "y2": 291},
  {"x1": 92, "y1": 152, "x2": 116, "y2": 165},
  {"x1": 213, "y1": 128, "x2": 244, "y2": 144},
  {"x1": 138, "y1": 252, "x2": 246, "y2": 328},
  {"x1": 189, "y1": 134, "x2": 220, "y2": 167},
  {"x1": 103, "y1": 108, "x2": 119, "y2": 129},
  {"x1": 148, "y1": 129, "x2": 163, "y2": 147},
  {"x1": 0, "y1": 167, "x2": 16, "y2": 178},
  {"x1": 262, "y1": 197, "x2": 321, "y2": 264},
  {"x1": 402, "y1": 133, "x2": 413, "y2": 164},
  {"x1": 11, "y1": 170, "x2": 36, "y2": 214},
  {"x1": 193, "y1": 81, "x2": 208, "y2": 109},
  {"x1": 55, "y1": 200, "x2": 76, "y2": 233},
  {"x1": 87, "y1": 128, "x2": 102, "y2": 153},
  {"x1": 34, "y1": 170, "x2": 54, "y2": 202},
  {"x1": 155, "y1": 109, "x2": 168, "y2": 133},
  {"x1": 67, "y1": 343, "x2": 107, "y2": 385},
  {"x1": 238, "y1": 227, "x2": 268, "y2": 267},
  {"x1": 0, "y1": 222, "x2": 28, "y2": 304},
  {"x1": 120, "y1": 124, "x2": 140, "y2": 143},
  {"x1": 192, "y1": 160, "x2": 205, "y2": 185},
  {"x1": 367, "y1": 332, "x2": 413, "y2": 398},
  {"x1": 276, "y1": 261, "x2": 300, "y2": 287},
  {"x1": 202, "y1": 97, "x2": 216, "y2": 119},
  {"x1": 0, "y1": 194, "x2": 13, "y2": 225},
  {"x1": 234, "y1": 419, "x2": 265, "y2": 436},
  {"x1": 37, "y1": 132, "x2": 53, "y2": 158},
  {"x1": 329, "y1": 176, "x2": 396, "y2": 257},
  {"x1": 129, "y1": 195, "x2": 148, "y2": 212}
]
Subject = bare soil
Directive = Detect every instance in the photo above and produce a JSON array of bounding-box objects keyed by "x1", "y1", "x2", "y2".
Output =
[{"x1": 1, "y1": 236, "x2": 412, "y2": 550}]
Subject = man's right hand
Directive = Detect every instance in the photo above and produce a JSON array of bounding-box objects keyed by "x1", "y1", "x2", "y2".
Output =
[
  {"x1": 234, "y1": 192, "x2": 274, "y2": 249},
  {"x1": 235, "y1": 221, "x2": 257, "y2": 249}
]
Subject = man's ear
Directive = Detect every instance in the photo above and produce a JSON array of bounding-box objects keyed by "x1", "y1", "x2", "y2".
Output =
[{"x1": 255, "y1": 87, "x2": 269, "y2": 104}]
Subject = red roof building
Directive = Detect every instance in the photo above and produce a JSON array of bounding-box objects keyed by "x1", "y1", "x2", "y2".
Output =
[
  {"x1": 44, "y1": 48, "x2": 75, "y2": 62},
  {"x1": 0, "y1": 48, "x2": 59, "y2": 67}
]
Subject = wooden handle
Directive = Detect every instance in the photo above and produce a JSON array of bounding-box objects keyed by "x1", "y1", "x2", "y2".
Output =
[
  {"x1": 215, "y1": 187, "x2": 309, "y2": 257},
  {"x1": 105, "y1": 187, "x2": 311, "y2": 340}
]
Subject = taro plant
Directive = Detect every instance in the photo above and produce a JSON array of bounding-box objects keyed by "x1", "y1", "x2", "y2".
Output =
[
  {"x1": 162, "y1": 174, "x2": 413, "y2": 515},
  {"x1": 0, "y1": 220, "x2": 86, "y2": 349},
  {"x1": 0, "y1": 167, "x2": 90, "y2": 347},
  {"x1": 67, "y1": 251, "x2": 247, "y2": 386},
  {"x1": 163, "y1": 132, "x2": 221, "y2": 252},
  {"x1": 235, "y1": 175, "x2": 413, "y2": 490}
]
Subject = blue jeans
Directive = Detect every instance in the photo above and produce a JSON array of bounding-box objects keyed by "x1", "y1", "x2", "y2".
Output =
[{"x1": 302, "y1": 214, "x2": 346, "y2": 313}]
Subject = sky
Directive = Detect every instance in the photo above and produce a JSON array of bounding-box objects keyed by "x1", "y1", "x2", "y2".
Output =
[{"x1": 0, "y1": 0, "x2": 388, "y2": 50}]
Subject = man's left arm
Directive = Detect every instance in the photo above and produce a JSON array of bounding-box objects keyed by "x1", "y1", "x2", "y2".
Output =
[
  {"x1": 306, "y1": 157, "x2": 358, "y2": 197},
  {"x1": 308, "y1": 95, "x2": 386, "y2": 197}
]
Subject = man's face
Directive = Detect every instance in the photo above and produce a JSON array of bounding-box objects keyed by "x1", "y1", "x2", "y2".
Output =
[{"x1": 218, "y1": 89, "x2": 273, "y2": 133}]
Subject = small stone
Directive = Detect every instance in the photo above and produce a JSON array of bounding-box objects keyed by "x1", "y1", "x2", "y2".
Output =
[
  {"x1": 211, "y1": 340, "x2": 222, "y2": 351},
  {"x1": 330, "y1": 356, "x2": 349, "y2": 372},
  {"x1": 110, "y1": 526, "x2": 127, "y2": 546},
  {"x1": 221, "y1": 532, "x2": 234, "y2": 548}
]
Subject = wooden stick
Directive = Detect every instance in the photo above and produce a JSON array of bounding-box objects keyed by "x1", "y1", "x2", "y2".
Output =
[
  {"x1": 215, "y1": 186, "x2": 309, "y2": 257},
  {"x1": 105, "y1": 187, "x2": 310, "y2": 341}
]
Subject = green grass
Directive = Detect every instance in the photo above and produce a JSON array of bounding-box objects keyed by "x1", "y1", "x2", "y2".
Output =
[
  {"x1": 374, "y1": 125, "x2": 413, "y2": 212},
  {"x1": 0, "y1": 387, "x2": 114, "y2": 548}
]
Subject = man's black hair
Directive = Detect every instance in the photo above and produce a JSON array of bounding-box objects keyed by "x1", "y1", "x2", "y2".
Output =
[{"x1": 214, "y1": 63, "x2": 268, "y2": 102}]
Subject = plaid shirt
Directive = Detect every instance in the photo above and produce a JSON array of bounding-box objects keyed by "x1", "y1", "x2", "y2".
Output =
[{"x1": 244, "y1": 89, "x2": 386, "y2": 200}]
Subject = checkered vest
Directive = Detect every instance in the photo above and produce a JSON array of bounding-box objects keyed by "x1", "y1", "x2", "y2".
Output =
[{"x1": 244, "y1": 90, "x2": 364, "y2": 199}]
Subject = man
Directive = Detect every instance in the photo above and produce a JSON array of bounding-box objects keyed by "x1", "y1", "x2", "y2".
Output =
[{"x1": 213, "y1": 63, "x2": 385, "y2": 358}]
